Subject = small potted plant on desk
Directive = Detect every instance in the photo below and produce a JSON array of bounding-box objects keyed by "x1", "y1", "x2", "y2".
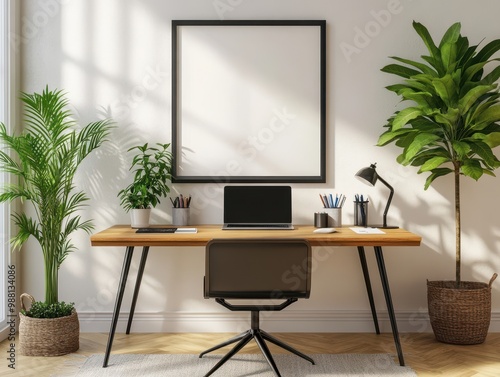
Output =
[
  {"x1": 377, "y1": 21, "x2": 500, "y2": 344},
  {"x1": 118, "y1": 143, "x2": 173, "y2": 228},
  {"x1": 0, "y1": 87, "x2": 113, "y2": 356}
]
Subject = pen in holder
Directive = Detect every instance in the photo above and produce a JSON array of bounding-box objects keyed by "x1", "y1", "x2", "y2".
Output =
[
  {"x1": 318, "y1": 193, "x2": 345, "y2": 227},
  {"x1": 354, "y1": 200, "x2": 369, "y2": 227}
]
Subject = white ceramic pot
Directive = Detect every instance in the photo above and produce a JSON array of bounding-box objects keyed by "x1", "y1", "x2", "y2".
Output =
[{"x1": 130, "y1": 208, "x2": 151, "y2": 228}]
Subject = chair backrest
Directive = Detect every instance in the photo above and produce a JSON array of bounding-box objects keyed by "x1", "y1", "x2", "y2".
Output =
[{"x1": 204, "y1": 239, "x2": 311, "y2": 300}]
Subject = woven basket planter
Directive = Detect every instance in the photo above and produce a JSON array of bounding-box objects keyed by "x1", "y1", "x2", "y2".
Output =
[
  {"x1": 427, "y1": 274, "x2": 497, "y2": 345},
  {"x1": 19, "y1": 293, "x2": 79, "y2": 356}
]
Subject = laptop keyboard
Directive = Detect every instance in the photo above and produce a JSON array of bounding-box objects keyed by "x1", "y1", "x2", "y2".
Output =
[{"x1": 136, "y1": 228, "x2": 177, "y2": 233}]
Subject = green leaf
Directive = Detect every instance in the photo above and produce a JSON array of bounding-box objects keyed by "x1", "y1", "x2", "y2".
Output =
[
  {"x1": 410, "y1": 117, "x2": 441, "y2": 132},
  {"x1": 441, "y1": 42, "x2": 458, "y2": 72},
  {"x1": 458, "y1": 84, "x2": 496, "y2": 115},
  {"x1": 413, "y1": 21, "x2": 441, "y2": 63},
  {"x1": 411, "y1": 146, "x2": 451, "y2": 166},
  {"x1": 466, "y1": 97, "x2": 499, "y2": 126},
  {"x1": 421, "y1": 55, "x2": 444, "y2": 74},
  {"x1": 438, "y1": 22, "x2": 461, "y2": 48},
  {"x1": 404, "y1": 133, "x2": 441, "y2": 161},
  {"x1": 395, "y1": 131, "x2": 417, "y2": 151},
  {"x1": 433, "y1": 108, "x2": 460, "y2": 128},
  {"x1": 392, "y1": 107, "x2": 423, "y2": 130},
  {"x1": 389, "y1": 56, "x2": 438, "y2": 76},
  {"x1": 459, "y1": 41, "x2": 477, "y2": 68},
  {"x1": 410, "y1": 73, "x2": 436, "y2": 87},
  {"x1": 418, "y1": 156, "x2": 450, "y2": 172},
  {"x1": 472, "y1": 39, "x2": 500, "y2": 65},
  {"x1": 481, "y1": 65, "x2": 500, "y2": 85},
  {"x1": 424, "y1": 168, "x2": 454, "y2": 189},
  {"x1": 400, "y1": 91, "x2": 435, "y2": 107},
  {"x1": 381, "y1": 63, "x2": 421, "y2": 78},
  {"x1": 385, "y1": 84, "x2": 410, "y2": 93},
  {"x1": 452, "y1": 141, "x2": 471, "y2": 158},
  {"x1": 432, "y1": 75, "x2": 458, "y2": 106},
  {"x1": 461, "y1": 159, "x2": 483, "y2": 180},
  {"x1": 468, "y1": 141, "x2": 500, "y2": 167},
  {"x1": 463, "y1": 61, "x2": 489, "y2": 84},
  {"x1": 475, "y1": 104, "x2": 500, "y2": 126},
  {"x1": 482, "y1": 123, "x2": 500, "y2": 134},
  {"x1": 455, "y1": 35, "x2": 471, "y2": 64},
  {"x1": 484, "y1": 132, "x2": 500, "y2": 148},
  {"x1": 377, "y1": 128, "x2": 413, "y2": 146}
]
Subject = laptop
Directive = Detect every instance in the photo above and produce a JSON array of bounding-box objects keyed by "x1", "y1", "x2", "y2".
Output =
[{"x1": 222, "y1": 186, "x2": 294, "y2": 230}]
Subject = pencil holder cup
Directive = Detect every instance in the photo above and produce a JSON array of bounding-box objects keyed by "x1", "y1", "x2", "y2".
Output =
[
  {"x1": 314, "y1": 212, "x2": 328, "y2": 228},
  {"x1": 354, "y1": 201, "x2": 369, "y2": 227},
  {"x1": 172, "y1": 208, "x2": 190, "y2": 226},
  {"x1": 324, "y1": 207, "x2": 342, "y2": 227}
]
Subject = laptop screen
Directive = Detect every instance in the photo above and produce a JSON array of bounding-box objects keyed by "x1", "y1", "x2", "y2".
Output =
[{"x1": 224, "y1": 186, "x2": 292, "y2": 224}]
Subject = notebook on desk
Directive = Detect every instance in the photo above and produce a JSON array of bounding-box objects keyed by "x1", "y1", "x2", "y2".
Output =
[{"x1": 222, "y1": 185, "x2": 294, "y2": 230}]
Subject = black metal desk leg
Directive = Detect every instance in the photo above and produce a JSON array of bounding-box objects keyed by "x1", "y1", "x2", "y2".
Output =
[
  {"x1": 103, "y1": 246, "x2": 135, "y2": 368},
  {"x1": 126, "y1": 246, "x2": 150, "y2": 334},
  {"x1": 373, "y1": 246, "x2": 405, "y2": 366},
  {"x1": 357, "y1": 246, "x2": 380, "y2": 334}
]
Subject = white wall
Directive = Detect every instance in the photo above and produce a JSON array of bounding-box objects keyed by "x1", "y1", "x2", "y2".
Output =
[{"x1": 18, "y1": 0, "x2": 500, "y2": 333}]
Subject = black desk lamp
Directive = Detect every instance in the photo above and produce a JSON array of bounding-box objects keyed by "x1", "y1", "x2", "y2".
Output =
[{"x1": 355, "y1": 163, "x2": 398, "y2": 229}]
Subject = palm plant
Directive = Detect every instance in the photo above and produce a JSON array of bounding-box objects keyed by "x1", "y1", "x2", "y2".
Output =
[
  {"x1": 0, "y1": 87, "x2": 113, "y2": 306},
  {"x1": 377, "y1": 21, "x2": 500, "y2": 287}
]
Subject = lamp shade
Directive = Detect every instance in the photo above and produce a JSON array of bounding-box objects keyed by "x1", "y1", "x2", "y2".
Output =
[{"x1": 355, "y1": 164, "x2": 378, "y2": 186}]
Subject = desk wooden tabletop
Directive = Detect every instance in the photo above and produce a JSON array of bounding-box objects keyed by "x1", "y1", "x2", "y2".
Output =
[{"x1": 90, "y1": 225, "x2": 421, "y2": 248}]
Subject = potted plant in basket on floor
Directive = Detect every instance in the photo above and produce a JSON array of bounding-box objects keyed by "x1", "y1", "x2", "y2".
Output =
[
  {"x1": 0, "y1": 87, "x2": 113, "y2": 356},
  {"x1": 377, "y1": 21, "x2": 500, "y2": 344},
  {"x1": 118, "y1": 143, "x2": 173, "y2": 228}
]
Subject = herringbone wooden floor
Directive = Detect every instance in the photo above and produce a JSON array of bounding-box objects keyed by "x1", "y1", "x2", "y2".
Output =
[{"x1": 1, "y1": 332, "x2": 499, "y2": 376}]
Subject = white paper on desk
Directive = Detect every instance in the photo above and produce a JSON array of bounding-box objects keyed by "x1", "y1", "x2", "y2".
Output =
[
  {"x1": 175, "y1": 228, "x2": 198, "y2": 233},
  {"x1": 350, "y1": 227, "x2": 385, "y2": 234}
]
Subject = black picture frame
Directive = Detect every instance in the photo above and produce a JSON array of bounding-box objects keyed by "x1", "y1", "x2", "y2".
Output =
[{"x1": 172, "y1": 20, "x2": 326, "y2": 183}]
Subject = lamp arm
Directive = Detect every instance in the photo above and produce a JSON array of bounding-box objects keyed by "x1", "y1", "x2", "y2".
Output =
[{"x1": 376, "y1": 174, "x2": 394, "y2": 228}]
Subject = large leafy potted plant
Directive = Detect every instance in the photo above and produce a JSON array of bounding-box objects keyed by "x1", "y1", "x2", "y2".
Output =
[
  {"x1": 118, "y1": 143, "x2": 173, "y2": 228},
  {"x1": 0, "y1": 87, "x2": 113, "y2": 355},
  {"x1": 377, "y1": 21, "x2": 500, "y2": 344}
]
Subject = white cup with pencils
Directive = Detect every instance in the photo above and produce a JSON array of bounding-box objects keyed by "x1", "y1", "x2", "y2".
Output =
[
  {"x1": 319, "y1": 193, "x2": 344, "y2": 227},
  {"x1": 171, "y1": 194, "x2": 191, "y2": 226}
]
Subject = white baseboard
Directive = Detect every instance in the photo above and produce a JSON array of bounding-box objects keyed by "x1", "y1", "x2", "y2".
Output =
[{"x1": 77, "y1": 309, "x2": 500, "y2": 333}]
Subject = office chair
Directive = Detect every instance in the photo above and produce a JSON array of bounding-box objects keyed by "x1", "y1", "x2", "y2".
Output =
[{"x1": 200, "y1": 238, "x2": 315, "y2": 377}]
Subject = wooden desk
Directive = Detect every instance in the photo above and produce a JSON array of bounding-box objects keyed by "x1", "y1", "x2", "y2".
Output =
[{"x1": 91, "y1": 225, "x2": 421, "y2": 368}]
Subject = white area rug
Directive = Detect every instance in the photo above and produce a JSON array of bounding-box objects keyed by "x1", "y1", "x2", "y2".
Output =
[{"x1": 70, "y1": 353, "x2": 417, "y2": 376}]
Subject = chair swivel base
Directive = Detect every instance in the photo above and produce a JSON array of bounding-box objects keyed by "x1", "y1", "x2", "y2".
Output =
[{"x1": 199, "y1": 325, "x2": 314, "y2": 377}]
